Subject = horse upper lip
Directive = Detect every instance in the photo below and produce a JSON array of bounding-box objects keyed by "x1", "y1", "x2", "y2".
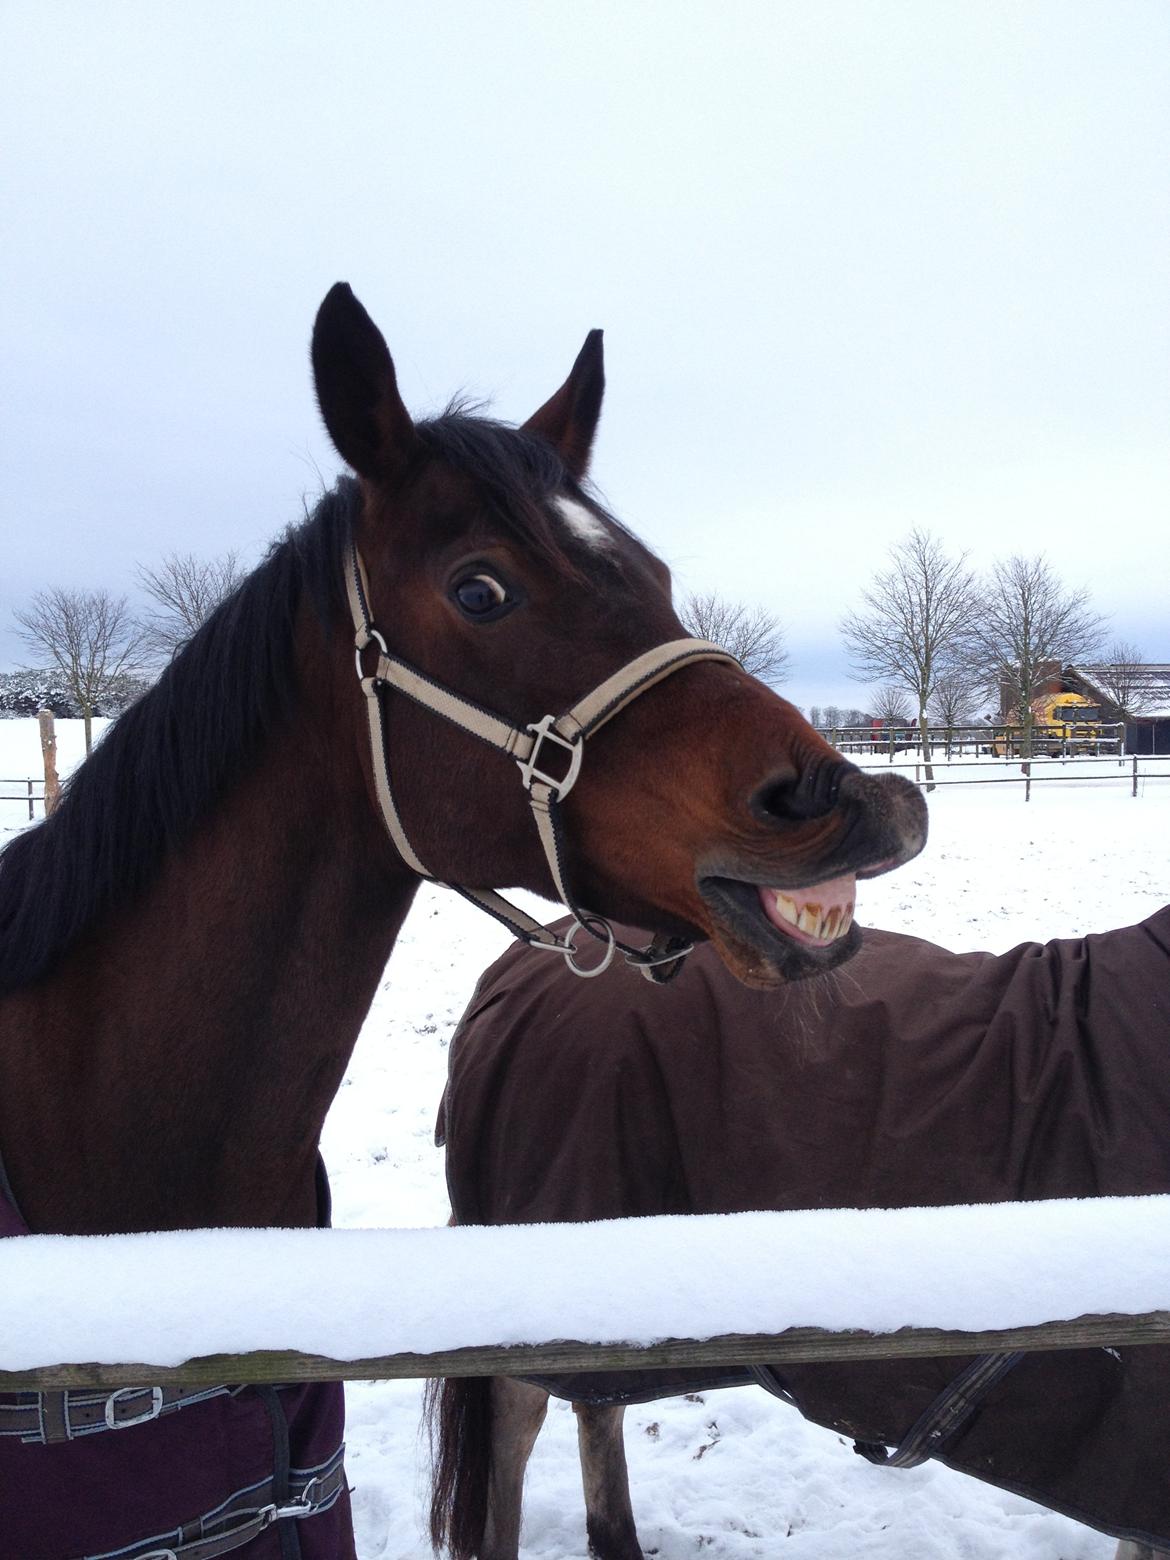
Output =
[
  {"x1": 855, "y1": 854, "x2": 901, "y2": 879},
  {"x1": 704, "y1": 858, "x2": 899, "y2": 890},
  {"x1": 697, "y1": 860, "x2": 855, "y2": 893}
]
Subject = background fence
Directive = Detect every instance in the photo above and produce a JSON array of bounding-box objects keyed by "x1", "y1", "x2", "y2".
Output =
[
  {"x1": 821, "y1": 722, "x2": 1127, "y2": 759},
  {"x1": 5, "y1": 753, "x2": 1169, "y2": 828},
  {"x1": 855, "y1": 752, "x2": 1170, "y2": 799},
  {"x1": 0, "y1": 777, "x2": 44, "y2": 822}
]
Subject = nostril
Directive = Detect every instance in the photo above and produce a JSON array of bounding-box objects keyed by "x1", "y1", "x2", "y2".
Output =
[
  {"x1": 751, "y1": 774, "x2": 800, "y2": 823},
  {"x1": 751, "y1": 763, "x2": 846, "y2": 824}
]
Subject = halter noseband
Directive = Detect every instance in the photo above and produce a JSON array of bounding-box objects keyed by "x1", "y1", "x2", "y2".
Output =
[{"x1": 346, "y1": 541, "x2": 738, "y2": 982}]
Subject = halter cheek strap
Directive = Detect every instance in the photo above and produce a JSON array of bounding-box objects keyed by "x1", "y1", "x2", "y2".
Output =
[{"x1": 345, "y1": 542, "x2": 739, "y2": 982}]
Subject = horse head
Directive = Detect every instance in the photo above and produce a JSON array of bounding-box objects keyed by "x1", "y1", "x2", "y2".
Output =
[{"x1": 311, "y1": 284, "x2": 927, "y2": 988}]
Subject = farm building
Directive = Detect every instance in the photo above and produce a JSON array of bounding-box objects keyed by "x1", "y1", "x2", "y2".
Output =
[{"x1": 1065, "y1": 663, "x2": 1170, "y2": 755}]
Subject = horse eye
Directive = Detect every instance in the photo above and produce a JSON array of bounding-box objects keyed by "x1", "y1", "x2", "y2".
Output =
[{"x1": 453, "y1": 573, "x2": 510, "y2": 618}]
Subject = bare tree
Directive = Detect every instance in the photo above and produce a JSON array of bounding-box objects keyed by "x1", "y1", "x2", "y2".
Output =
[
  {"x1": 137, "y1": 550, "x2": 246, "y2": 665},
  {"x1": 872, "y1": 685, "x2": 912, "y2": 726},
  {"x1": 968, "y1": 555, "x2": 1105, "y2": 757},
  {"x1": 808, "y1": 704, "x2": 823, "y2": 728},
  {"x1": 679, "y1": 591, "x2": 790, "y2": 685},
  {"x1": 1085, "y1": 639, "x2": 1160, "y2": 716},
  {"x1": 840, "y1": 529, "x2": 977, "y2": 784},
  {"x1": 14, "y1": 588, "x2": 147, "y2": 754},
  {"x1": 928, "y1": 667, "x2": 980, "y2": 727},
  {"x1": 928, "y1": 668, "x2": 981, "y2": 756}
]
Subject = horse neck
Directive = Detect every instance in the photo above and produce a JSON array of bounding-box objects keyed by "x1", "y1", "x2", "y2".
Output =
[{"x1": 0, "y1": 656, "x2": 419, "y2": 1236}]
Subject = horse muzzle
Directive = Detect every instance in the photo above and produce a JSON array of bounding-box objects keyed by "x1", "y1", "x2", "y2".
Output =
[{"x1": 695, "y1": 767, "x2": 928, "y2": 988}]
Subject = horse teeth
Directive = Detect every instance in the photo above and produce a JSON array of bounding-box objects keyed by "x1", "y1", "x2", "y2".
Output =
[
  {"x1": 771, "y1": 891, "x2": 854, "y2": 943},
  {"x1": 771, "y1": 892, "x2": 800, "y2": 927}
]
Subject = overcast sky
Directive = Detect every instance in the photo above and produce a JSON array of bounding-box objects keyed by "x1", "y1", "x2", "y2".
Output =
[{"x1": 3, "y1": 1, "x2": 1167, "y2": 710}]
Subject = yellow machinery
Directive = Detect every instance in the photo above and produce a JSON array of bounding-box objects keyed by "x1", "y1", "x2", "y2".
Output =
[
  {"x1": 1036, "y1": 692, "x2": 1105, "y2": 752},
  {"x1": 993, "y1": 691, "x2": 1105, "y2": 756}
]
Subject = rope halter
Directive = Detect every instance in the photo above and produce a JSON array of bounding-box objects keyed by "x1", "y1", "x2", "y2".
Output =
[{"x1": 345, "y1": 541, "x2": 739, "y2": 982}]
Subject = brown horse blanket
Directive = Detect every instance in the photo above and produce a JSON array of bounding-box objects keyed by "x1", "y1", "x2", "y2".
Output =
[{"x1": 438, "y1": 908, "x2": 1170, "y2": 1548}]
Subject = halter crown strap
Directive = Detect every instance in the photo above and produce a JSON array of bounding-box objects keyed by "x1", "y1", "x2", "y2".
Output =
[{"x1": 346, "y1": 541, "x2": 738, "y2": 981}]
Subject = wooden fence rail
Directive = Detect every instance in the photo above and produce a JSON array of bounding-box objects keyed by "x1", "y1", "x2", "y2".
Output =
[
  {"x1": 0, "y1": 777, "x2": 44, "y2": 821},
  {"x1": 858, "y1": 753, "x2": 1170, "y2": 799},
  {"x1": 5, "y1": 1309, "x2": 1170, "y2": 1393},
  {"x1": 820, "y1": 723, "x2": 1128, "y2": 760}
]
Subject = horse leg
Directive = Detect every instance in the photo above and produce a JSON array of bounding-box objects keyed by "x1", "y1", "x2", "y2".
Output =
[
  {"x1": 480, "y1": 1377, "x2": 549, "y2": 1560},
  {"x1": 575, "y1": 1401, "x2": 642, "y2": 1560},
  {"x1": 1115, "y1": 1544, "x2": 1170, "y2": 1560}
]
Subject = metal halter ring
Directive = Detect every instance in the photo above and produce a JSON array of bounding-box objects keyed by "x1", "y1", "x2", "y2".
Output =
[
  {"x1": 560, "y1": 916, "x2": 616, "y2": 978},
  {"x1": 354, "y1": 627, "x2": 389, "y2": 682},
  {"x1": 529, "y1": 916, "x2": 616, "y2": 977}
]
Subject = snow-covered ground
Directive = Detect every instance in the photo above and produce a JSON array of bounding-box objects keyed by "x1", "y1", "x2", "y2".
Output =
[{"x1": 3, "y1": 720, "x2": 1169, "y2": 1557}]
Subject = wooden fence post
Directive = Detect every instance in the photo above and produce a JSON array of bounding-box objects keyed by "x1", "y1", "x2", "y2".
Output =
[{"x1": 39, "y1": 707, "x2": 60, "y2": 816}]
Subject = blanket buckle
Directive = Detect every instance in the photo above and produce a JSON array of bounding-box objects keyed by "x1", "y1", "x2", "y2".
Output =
[{"x1": 104, "y1": 1386, "x2": 164, "y2": 1429}]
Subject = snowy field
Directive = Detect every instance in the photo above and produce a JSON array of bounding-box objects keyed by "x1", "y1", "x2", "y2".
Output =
[{"x1": 2, "y1": 720, "x2": 1169, "y2": 1557}]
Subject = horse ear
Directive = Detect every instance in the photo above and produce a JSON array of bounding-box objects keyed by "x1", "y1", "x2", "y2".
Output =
[
  {"x1": 522, "y1": 330, "x2": 605, "y2": 479},
  {"x1": 311, "y1": 283, "x2": 417, "y2": 479}
]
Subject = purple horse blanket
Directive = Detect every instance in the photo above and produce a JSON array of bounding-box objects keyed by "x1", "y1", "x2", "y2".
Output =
[
  {"x1": 0, "y1": 1162, "x2": 354, "y2": 1560},
  {"x1": 438, "y1": 908, "x2": 1170, "y2": 1549}
]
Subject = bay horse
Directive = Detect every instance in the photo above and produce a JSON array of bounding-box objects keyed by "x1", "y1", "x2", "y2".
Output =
[
  {"x1": 430, "y1": 910, "x2": 1170, "y2": 1560},
  {"x1": 0, "y1": 285, "x2": 927, "y2": 1560}
]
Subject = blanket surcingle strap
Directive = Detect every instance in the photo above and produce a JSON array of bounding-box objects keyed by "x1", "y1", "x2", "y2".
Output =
[
  {"x1": 0, "y1": 1383, "x2": 236, "y2": 1443},
  {"x1": 78, "y1": 1438, "x2": 348, "y2": 1560},
  {"x1": 83, "y1": 1436, "x2": 348, "y2": 1560},
  {"x1": 752, "y1": 1351, "x2": 1027, "y2": 1469},
  {"x1": 850, "y1": 1351, "x2": 1026, "y2": 1468}
]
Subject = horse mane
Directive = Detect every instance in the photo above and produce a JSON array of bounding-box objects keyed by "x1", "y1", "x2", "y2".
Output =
[
  {"x1": 0, "y1": 478, "x2": 358, "y2": 995},
  {"x1": 0, "y1": 410, "x2": 580, "y2": 995}
]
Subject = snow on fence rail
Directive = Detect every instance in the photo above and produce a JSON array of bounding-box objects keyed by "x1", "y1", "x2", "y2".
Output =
[{"x1": 3, "y1": 1198, "x2": 1169, "y2": 1391}]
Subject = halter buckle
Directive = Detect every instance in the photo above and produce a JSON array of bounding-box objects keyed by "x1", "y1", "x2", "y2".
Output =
[{"x1": 516, "y1": 715, "x2": 583, "y2": 800}]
